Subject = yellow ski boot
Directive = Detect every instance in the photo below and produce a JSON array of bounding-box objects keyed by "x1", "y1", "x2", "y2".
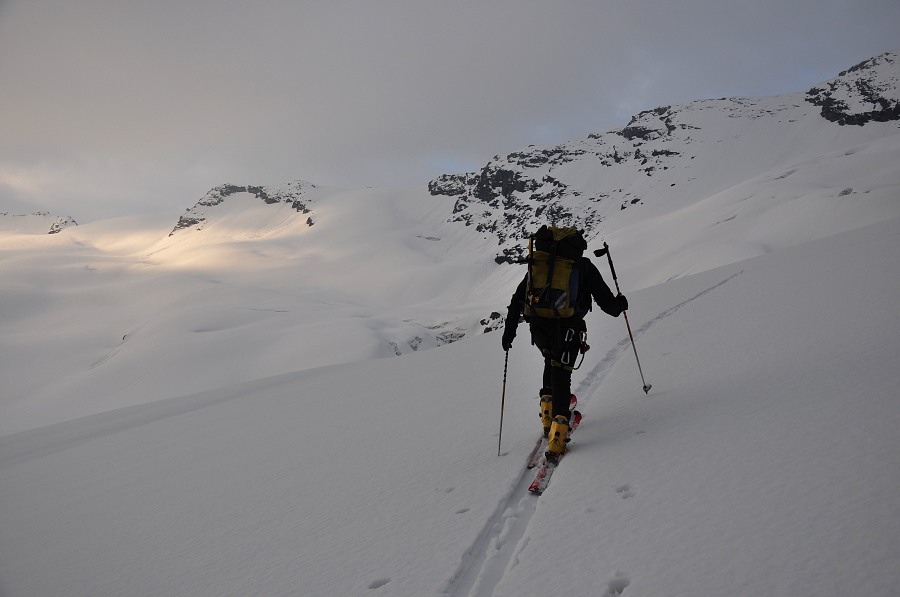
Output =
[
  {"x1": 546, "y1": 415, "x2": 569, "y2": 464},
  {"x1": 539, "y1": 392, "x2": 553, "y2": 437}
]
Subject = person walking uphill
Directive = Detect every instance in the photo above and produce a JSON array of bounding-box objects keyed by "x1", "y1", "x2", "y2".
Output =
[{"x1": 501, "y1": 225, "x2": 628, "y2": 464}]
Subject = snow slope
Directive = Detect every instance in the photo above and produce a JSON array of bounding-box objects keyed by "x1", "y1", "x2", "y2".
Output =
[
  {"x1": 2, "y1": 50, "x2": 900, "y2": 596},
  {"x1": 489, "y1": 217, "x2": 900, "y2": 597},
  {"x1": 2, "y1": 217, "x2": 898, "y2": 597},
  {"x1": 0, "y1": 187, "x2": 495, "y2": 435}
]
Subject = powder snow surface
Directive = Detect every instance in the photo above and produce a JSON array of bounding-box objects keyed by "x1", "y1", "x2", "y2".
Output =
[{"x1": 2, "y1": 215, "x2": 898, "y2": 596}]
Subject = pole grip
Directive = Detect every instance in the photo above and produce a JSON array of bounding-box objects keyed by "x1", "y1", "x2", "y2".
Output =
[
  {"x1": 602, "y1": 242, "x2": 623, "y2": 295},
  {"x1": 603, "y1": 242, "x2": 618, "y2": 281}
]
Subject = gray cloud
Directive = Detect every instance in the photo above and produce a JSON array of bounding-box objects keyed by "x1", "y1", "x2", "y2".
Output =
[{"x1": 1, "y1": 0, "x2": 898, "y2": 221}]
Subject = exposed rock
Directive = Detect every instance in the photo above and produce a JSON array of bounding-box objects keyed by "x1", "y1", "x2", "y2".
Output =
[
  {"x1": 480, "y1": 311, "x2": 504, "y2": 334},
  {"x1": 429, "y1": 155, "x2": 605, "y2": 263},
  {"x1": 170, "y1": 180, "x2": 316, "y2": 235},
  {"x1": 0, "y1": 211, "x2": 77, "y2": 234},
  {"x1": 806, "y1": 52, "x2": 899, "y2": 125},
  {"x1": 48, "y1": 216, "x2": 78, "y2": 234}
]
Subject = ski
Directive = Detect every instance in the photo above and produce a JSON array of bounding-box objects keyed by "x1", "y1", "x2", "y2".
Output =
[
  {"x1": 526, "y1": 437, "x2": 547, "y2": 469},
  {"x1": 528, "y1": 458, "x2": 557, "y2": 494},
  {"x1": 570, "y1": 409, "x2": 583, "y2": 433},
  {"x1": 528, "y1": 409, "x2": 582, "y2": 495}
]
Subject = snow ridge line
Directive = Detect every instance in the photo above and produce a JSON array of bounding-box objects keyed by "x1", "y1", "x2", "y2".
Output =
[
  {"x1": 0, "y1": 376, "x2": 279, "y2": 467},
  {"x1": 444, "y1": 270, "x2": 743, "y2": 597}
]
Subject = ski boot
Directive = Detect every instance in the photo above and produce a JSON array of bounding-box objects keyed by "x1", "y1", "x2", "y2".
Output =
[
  {"x1": 545, "y1": 415, "x2": 570, "y2": 464},
  {"x1": 539, "y1": 390, "x2": 553, "y2": 438}
]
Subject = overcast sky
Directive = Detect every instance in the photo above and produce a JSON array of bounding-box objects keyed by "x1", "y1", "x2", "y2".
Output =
[{"x1": 1, "y1": 0, "x2": 898, "y2": 222}]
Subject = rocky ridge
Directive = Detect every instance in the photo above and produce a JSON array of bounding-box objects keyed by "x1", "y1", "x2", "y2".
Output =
[
  {"x1": 806, "y1": 51, "x2": 899, "y2": 125},
  {"x1": 429, "y1": 51, "x2": 900, "y2": 264},
  {"x1": 169, "y1": 180, "x2": 316, "y2": 236},
  {"x1": 0, "y1": 211, "x2": 78, "y2": 234}
]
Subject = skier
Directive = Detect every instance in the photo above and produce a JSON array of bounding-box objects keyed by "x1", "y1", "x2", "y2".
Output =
[{"x1": 501, "y1": 226, "x2": 628, "y2": 463}]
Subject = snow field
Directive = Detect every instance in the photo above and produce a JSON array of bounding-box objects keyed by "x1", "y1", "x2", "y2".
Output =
[{"x1": 2, "y1": 218, "x2": 899, "y2": 596}]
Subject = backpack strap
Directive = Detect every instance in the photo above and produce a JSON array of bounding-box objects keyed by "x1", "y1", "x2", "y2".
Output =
[
  {"x1": 528, "y1": 228, "x2": 561, "y2": 317},
  {"x1": 543, "y1": 238, "x2": 560, "y2": 317}
]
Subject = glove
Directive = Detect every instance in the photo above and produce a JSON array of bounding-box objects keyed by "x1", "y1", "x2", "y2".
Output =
[
  {"x1": 502, "y1": 329, "x2": 516, "y2": 351},
  {"x1": 501, "y1": 309, "x2": 519, "y2": 351},
  {"x1": 616, "y1": 293, "x2": 629, "y2": 314}
]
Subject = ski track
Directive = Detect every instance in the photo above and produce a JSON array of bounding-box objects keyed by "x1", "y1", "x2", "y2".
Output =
[
  {"x1": 0, "y1": 381, "x2": 261, "y2": 468},
  {"x1": 444, "y1": 270, "x2": 742, "y2": 597}
]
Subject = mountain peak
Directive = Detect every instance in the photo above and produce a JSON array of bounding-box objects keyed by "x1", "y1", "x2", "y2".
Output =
[
  {"x1": 428, "y1": 50, "x2": 900, "y2": 264},
  {"x1": 806, "y1": 50, "x2": 899, "y2": 125},
  {"x1": 0, "y1": 211, "x2": 78, "y2": 235},
  {"x1": 169, "y1": 180, "x2": 317, "y2": 236}
]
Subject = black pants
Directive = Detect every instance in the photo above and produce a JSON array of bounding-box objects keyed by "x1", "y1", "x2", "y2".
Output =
[{"x1": 529, "y1": 317, "x2": 586, "y2": 421}]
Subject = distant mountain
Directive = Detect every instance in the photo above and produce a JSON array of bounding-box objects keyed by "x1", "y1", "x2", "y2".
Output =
[
  {"x1": 428, "y1": 50, "x2": 899, "y2": 263},
  {"x1": 169, "y1": 180, "x2": 319, "y2": 236},
  {"x1": 0, "y1": 211, "x2": 77, "y2": 234}
]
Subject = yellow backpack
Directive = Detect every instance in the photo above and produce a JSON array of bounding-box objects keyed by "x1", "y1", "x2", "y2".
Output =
[{"x1": 524, "y1": 226, "x2": 588, "y2": 319}]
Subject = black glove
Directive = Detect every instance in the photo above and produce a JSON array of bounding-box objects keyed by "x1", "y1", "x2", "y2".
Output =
[
  {"x1": 616, "y1": 293, "x2": 629, "y2": 314},
  {"x1": 502, "y1": 329, "x2": 516, "y2": 351}
]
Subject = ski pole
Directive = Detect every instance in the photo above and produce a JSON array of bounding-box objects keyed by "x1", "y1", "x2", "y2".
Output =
[
  {"x1": 498, "y1": 349, "x2": 509, "y2": 456},
  {"x1": 594, "y1": 242, "x2": 652, "y2": 394}
]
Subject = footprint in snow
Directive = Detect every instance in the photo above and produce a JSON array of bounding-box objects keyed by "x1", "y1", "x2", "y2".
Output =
[
  {"x1": 616, "y1": 484, "x2": 635, "y2": 499},
  {"x1": 368, "y1": 577, "x2": 391, "y2": 590},
  {"x1": 605, "y1": 571, "x2": 631, "y2": 595}
]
